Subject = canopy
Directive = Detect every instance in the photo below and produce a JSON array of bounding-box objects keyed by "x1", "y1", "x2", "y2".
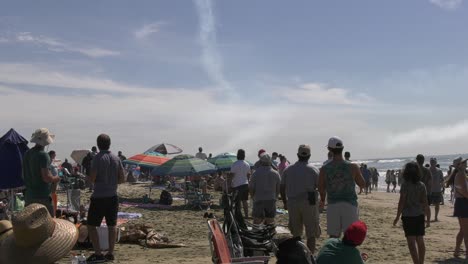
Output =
[
  {"x1": 151, "y1": 154, "x2": 217, "y2": 177},
  {"x1": 145, "y1": 143, "x2": 183, "y2": 155},
  {"x1": 208, "y1": 153, "x2": 253, "y2": 172},
  {"x1": 70, "y1": 149, "x2": 91, "y2": 164},
  {"x1": 123, "y1": 151, "x2": 170, "y2": 169},
  {"x1": 0, "y1": 129, "x2": 29, "y2": 190}
]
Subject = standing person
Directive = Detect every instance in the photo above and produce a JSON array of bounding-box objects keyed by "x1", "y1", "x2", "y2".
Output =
[
  {"x1": 278, "y1": 155, "x2": 289, "y2": 177},
  {"x1": 61, "y1": 158, "x2": 73, "y2": 174},
  {"x1": 452, "y1": 157, "x2": 468, "y2": 259},
  {"x1": 48, "y1": 150, "x2": 59, "y2": 217},
  {"x1": 82, "y1": 146, "x2": 98, "y2": 192},
  {"x1": 397, "y1": 169, "x2": 403, "y2": 186},
  {"x1": 271, "y1": 152, "x2": 279, "y2": 167},
  {"x1": 386, "y1": 170, "x2": 391, "y2": 192},
  {"x1": 323, "y1": 151, "x2": 333, "y2": 166},
  {"x1": 393, "y1": 161, "x2": 430, "y2": 264},
  {"x1": 195, "y1": 147, "x2": 208, "y2": 160},
  {"x1": 117, "y1": 151, "x2": 127, "y2": 161},
  {"x1": 86, "y1": 134, "x2": 125, "y2": 263},
  {"x1": 22, "y1": 128, "x2": 61, "y2": 216},
  {"x1": 280, "y1": 144, "x2": 321, "y2": 253},
  {"x1": 360, "y1": 164, "x2": 371, "y2": 195},
  {"x1": 416, "y1": 154, "x2": 432, "y2": 226},
  {"x1": 371, "y1": 168, "x2": 379, "y2": 191},
  {"x1": 429, "y1": 158, "x2": 444, "y2": 222},
  {"x1": 344, "y1": 151, "x2": 351, "y2": 161},
  {"x1": 319, "y1": 137, "x2": 366, "y2": 238},
  {"x1": 249, "y1": 153, "x2": 281, "y2": 225},
  {"x1": 229, "y1": 149, "x2": 251, "y2": 219},
  {"x1": 390, "y1": 170, "x2": 397, "y2": 193}
]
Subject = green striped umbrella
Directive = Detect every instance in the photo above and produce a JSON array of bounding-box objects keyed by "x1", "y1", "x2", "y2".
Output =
[
  {"x1": 208, "y1": 153, "x2": 253, "y2": 172},
  {"x1": 151, "y1": 154, "x2": 217, "y2": 177}
]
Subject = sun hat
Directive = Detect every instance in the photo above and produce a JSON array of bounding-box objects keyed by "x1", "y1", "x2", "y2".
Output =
[
  {"x1": 0, "y1": 220, "x2": 13, "y2": 243},
  {"x1": 327, "y1": 136, "x2": 344, "y2": 149},
  {"x1": 298, "y1": 144, "x2": 311, "y2": 157},
  {"x1": 259, "y1": 153, "x2": 272, "y2": 165},
  {"x1": 0, "y1": 203, "x2": 78, "y2": 264},
  {"x1": 344, "y1": 220, "x2": 367, "y2": 246},
  {"x1": 30, "y1": 128, "x2": 55, "y2": 147}
]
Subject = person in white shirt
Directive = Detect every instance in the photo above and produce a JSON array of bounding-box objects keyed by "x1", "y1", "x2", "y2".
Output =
[
  {"x1": 229, "y1": 149, "x2": 252, "y2": 218},
  {"x1": 195, "y1": 147, "x2": 208, "y2": 160}
]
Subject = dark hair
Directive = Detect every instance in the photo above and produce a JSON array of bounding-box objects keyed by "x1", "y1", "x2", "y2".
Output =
[
  {"x1": 402, "y1": 161, "x2": 422, "y2": 184},
  {"x1": 446, "y1": 168, "x2": 459, "y2": 188},
  {"x1": 345, "y1": 151, "x2": 351, "y2": 157},
  {"x1": 416, "y1": 154, "x2": 424, "y2": 164},
  {"x1": 97, "y1": 134, "x2": 111, "y2": 150},
  {"x1": 199, "y1": 147, "x2": 203, "y2": 152},
  {"x1": 280, "y1": 156, "x2": 286, "y2": 162},
  {"x1": 48, "y1": 150, "x2": 56, "y2": 157},
  {"x1": 328, "y1": 147, "x2": 343, "y2": 155},
  {"x1": 91, "y1": 146, "x2": 97, "y2": 152},
  {"x1": 272, "y1": 152, "x2": 278, "y2": 156},
  {"x1": 298, "y1": 154, "x2": 310, "y2": 162},
  {"x1": 436, "y1": 164, "x2": 440, "y2": 168},
  {"x1": 237, "y1": 149, "x2": 245, "y2": 160}
]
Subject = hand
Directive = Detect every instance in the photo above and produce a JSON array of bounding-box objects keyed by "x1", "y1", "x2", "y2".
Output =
[
  {"x1": 361, "y1": 253, "x2": 369, "y2": 262},
  {"x1": 393, "y1": 218, "x2": 398, "y2": 226},
  {"x1": 54, "y1": 176, "x2": 61, "y2": 183}
]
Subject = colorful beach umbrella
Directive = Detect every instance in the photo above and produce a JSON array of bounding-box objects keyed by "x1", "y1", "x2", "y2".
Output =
[
  {"x1": 151, "y1": 154, "x2": 217, "y2": 177},
  {"x1": 123, "y1": 151, "x2": 170, "y2": 168},
  {"x1": 208, "y1": 153, "x2": 253, "y2": 172},
  {"x1": 144, "y1": 143, "x2": 183, "y2": 155}
]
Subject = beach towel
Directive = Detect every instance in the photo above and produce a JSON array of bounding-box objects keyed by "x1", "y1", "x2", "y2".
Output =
[{"x1": 120, "y1": 202, "x2": 172, "y2": 209}]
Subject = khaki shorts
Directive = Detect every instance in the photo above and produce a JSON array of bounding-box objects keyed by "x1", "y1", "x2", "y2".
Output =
[
  {"x1": 327, "y1": 202, "x2": 359, "y2": 237},
  {"x1": 287, "y1": 199, "x2": 321, "y2": 240}
]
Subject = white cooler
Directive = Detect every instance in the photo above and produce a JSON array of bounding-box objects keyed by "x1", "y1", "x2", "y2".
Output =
[{"x1": 97, "y1": 225, "x2": 120, "y2": 251}]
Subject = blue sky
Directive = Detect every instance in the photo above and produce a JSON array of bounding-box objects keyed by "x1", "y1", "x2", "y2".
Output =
[{"x1": 1, "y1": 0, "x2": 468, "y2": 161}]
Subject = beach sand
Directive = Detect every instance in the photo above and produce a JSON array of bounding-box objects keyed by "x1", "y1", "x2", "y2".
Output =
[{"x1": 57, "y1": 184, "x2": 463, "y2": 263}]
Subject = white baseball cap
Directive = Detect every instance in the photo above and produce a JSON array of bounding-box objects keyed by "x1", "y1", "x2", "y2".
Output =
[{"x1": 327, "y1": 136, "x2": 344, "y2": 149}]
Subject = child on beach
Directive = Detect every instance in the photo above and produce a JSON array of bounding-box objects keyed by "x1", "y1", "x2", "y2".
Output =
[{"x1": 393, "y1": 161, "x2": 430, "y2": 264}]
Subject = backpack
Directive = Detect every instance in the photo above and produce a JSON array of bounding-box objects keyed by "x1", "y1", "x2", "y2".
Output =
[{"x1": 159, "y1": 190, "x2": 173, "y2": 205}]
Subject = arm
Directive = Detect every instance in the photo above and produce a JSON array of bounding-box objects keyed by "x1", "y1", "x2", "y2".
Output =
[
  {"x1": 352, "y1": 164, "x2": 366, "y2": 189},
  {"x1": 88, "y1": 168, "x2": 97, "y2": 183},
  {"x1": 455, "y1": 172, "x2": 468, "y2": 198},
  {"x1": 426, "y1": 169, "x2": 433, "y2": 193},
  {"x1": 393, "y1": 192, "x2": 406, "y2": 226},
  {"x1": 318, "y1": 168, "x2": 326, "y2": 207},
  {"x1": 41, "y1": 168, "x2": 60, "y2": 183}
]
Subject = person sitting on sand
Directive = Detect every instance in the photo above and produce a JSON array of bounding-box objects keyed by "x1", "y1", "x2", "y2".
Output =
[
  {"x1": 316, "y1": 220, "x2": 368, "y2": 264},
  {"x1": 452, "y1": 157, "x2": 468, "y2": 259},
  {"x1": 249, "y1": 153, "x2": 280, "y2": 225},
  {"x1": 393, "y1": 161, "x2": 430, "y2": 264}
]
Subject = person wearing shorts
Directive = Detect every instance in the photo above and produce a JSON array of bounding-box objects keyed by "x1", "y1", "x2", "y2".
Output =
[
  {"x1": 281, "y1": 144, "x2": 321, "y2": 253},
  {"x1": 319, "y1": 137, "x2": 366, "y2": 239},
  {"x1": 394, "y1": 162, "x2": 429, "y2": 264},
  {"x1": 429, "y1": 157, "x2": 444, "y2": 222},
  {"x1": 249, "y1": 153, "x2": 280, "y2": 225},
  {"x1": 229, "y1": 149, "x2": 251, "y2": 218},
  {"x1": 86, "y1": 134, "x2": 125, "y2": 263},
  {"x1": 453, "y1": 158, "x2": 468, "y2": 259}
]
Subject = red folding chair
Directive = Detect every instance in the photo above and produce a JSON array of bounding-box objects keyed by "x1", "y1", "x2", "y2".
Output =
[{"x1": 207, "y1": 219, "x2": 270, "y2": 264}]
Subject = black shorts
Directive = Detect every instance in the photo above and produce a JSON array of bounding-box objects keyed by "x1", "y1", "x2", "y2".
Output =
[
  {"x1": 88, "y1": 196, "x2": 119, "y2": 227},
  {"x1": 430, "y1": 192, "x2": 443, "y2": 205},
  {"x1": 402, "y1": 215, "x2": 425, "y2": 237},
  {"x1": 233, "y1": 184, "x2": 249, "y2": 201},
  {"x1": 252, "y1": 200, "x2": 276, "y2": 219},
  {"x1": 454, "y1": 198, "x2": 468, "y2": 218}
]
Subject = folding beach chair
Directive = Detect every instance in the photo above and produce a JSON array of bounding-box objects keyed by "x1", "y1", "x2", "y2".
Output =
[{"x1": 207, "y1": 219, "x2": 270, "y2": 264}]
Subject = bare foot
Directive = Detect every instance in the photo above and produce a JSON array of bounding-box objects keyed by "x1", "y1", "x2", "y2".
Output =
[{"x1": 453, "y1": 248, "x2": 460, "y2": 258}]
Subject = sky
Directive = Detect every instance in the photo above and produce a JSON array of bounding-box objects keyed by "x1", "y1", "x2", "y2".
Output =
[{"x1": 1, "y1": 0, "x2": 468, "y2": 162}]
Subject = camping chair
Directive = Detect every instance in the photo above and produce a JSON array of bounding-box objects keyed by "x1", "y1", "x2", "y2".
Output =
[
  {"x1": 185, "y1": 181, "x2": 211, "y2": 210},
  {"x1": 208, "y1": 219, "x2": 270, "y2": 264}
]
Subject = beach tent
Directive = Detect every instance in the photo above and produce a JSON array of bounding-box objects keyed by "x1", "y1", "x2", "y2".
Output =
[{"x1": 0, "y1": 129, "x2": 29, "y2": 190}]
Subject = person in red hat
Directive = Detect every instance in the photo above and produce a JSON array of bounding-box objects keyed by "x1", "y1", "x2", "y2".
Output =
[{"x1": 316, "y1": 220, "x2": 368, "y2": 264}]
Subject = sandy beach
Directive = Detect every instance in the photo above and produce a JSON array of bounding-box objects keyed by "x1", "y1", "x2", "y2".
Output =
[{"x1": 56, "y1": 183, "x2": 463, "y2": 264}]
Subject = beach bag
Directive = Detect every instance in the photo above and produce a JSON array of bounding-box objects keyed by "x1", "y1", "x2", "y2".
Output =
[
  {"x1": 276, "y1": 237, "x2": 315, "y2": 264},
  {"x1": 159, "y1": 190, "x2": 173, "y2": 205}
]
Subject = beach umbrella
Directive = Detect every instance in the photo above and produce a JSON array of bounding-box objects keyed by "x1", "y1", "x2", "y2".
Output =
[
  {"x1": 0, "y1": 129, "x2": 29, "y2": 190},
  {"x1": 208, "y1": 153, "x2": 253, "y2": 172},
  {"x1": 151, "y1": 154, "x2": 217, "y2": 177},
  {"x1": 123, "y1": 151, "x2": 170, "y2": 169},
  {"x1": 70, "y1": 149, "x2": 91, "y2": 165},
  {"x1": 144, "y1": 143, "x2": 182, "y2": 155}
]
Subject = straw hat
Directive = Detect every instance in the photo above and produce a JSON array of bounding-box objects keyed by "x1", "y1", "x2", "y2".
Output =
[
  {"x1": 0, "y1": 204, "x2": 78, "y2": 264},
  {"x1": 0, "y1": 220, "x2": 13, "y2": 244},
  {"x1": 30, "y1": 128, "x2": 55, "y2": 147}
]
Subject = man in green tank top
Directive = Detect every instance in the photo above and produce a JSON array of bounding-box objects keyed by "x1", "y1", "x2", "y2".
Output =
[{"x1": 319, "y1": 136, "x2": 366, "y2": 238}]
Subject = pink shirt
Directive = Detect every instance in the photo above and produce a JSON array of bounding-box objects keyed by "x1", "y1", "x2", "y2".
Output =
[{"x1": 278, "y1": 161, "x2": 289, "y2": 176}]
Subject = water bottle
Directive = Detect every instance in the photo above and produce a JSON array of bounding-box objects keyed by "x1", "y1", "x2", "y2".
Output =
[
  {"x1": 77, "y1": 253, "x2": 86, "y2": 264},
  {"x1": 71, "y1": 254, "x2": 79, "y2": 264}
]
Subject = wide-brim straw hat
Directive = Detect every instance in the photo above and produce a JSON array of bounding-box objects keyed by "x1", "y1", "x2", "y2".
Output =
[
  {"x1": 0, "y1": 204, "x2": 78, "y2": 264},
  {"x1": 30, "y1": 128, "x2": 55, "y2": 147}
]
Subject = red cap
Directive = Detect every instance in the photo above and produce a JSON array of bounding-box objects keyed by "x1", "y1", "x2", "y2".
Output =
[
  {"x1": 258, "y1": 149, "x2": 266, "y2": 156},
  {"x1": 344, "y1": 221, "x2": 367, "y2": 246}
]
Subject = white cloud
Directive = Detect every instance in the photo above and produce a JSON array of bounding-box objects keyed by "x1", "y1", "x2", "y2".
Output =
[
  {"x1": 4, "y1": 32, "x2": 119, "y2": 58},
  {"x1": 282, "y1": 83, "x2": 373, "y2": 105},
  {"x1": 134, "y1": 22, "x2": 164, "y2": 39},
  {"x1": 386, "y1": 120, "x2": 468, "y2": 148},
  {"x1": 429, "y1": 0, "x2": 463, "y2": 10}
]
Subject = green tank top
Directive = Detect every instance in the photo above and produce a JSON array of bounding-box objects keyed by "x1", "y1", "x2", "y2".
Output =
[{"x1": 323, "y1": 160, "x2": 357, "y2": 206}]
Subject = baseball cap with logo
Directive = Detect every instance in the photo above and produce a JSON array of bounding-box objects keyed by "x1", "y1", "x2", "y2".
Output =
[
  {"x1": 298, "y1": 145, "x2": 311, "y2": 157},
  {"x1": 327, "y1": 136, "x2": 344, "y2": 149}
]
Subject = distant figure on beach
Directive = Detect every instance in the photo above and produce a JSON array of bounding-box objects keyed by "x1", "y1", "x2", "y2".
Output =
[
  {"x1": 271, "y1": 152, "x2": 279, "y2": 167},
  {"x1": 229, "y1": 149, "x2": 252, "y2": 219},
  {"x1": 23, "y1": 128, "x2": 60, "y2": 217},
  {"x1": 117, "y1": 151, "x2": 126, "y2": 161},
  {"x1": 195, "y1": 147, "x2": 208, "y2": 160},
  {"x1": 323, "y1": 151, "x2": 333, "y2": 166},
  {"x1": 249, "y1": 153, "x2": 280, "y2": 225},
  {"x1": 390, "y1": 170, "x2": 397, "y2": 193},
  {"x1": 371, "y1": 167, "x2": 379, "y2": 191},
  {"x1": 319, "y1": 136, "x2": 366, "y2": 238},
  {"x1": 451, "y1": 157, "x2": 468, "y2": 260},
  {"x1": 61, "y1": 158, "x2": 73, "y2": 174},
  {"x1": 397, "y1": 169, "x2": 403, "y2": 186},
  {"x1": 254, "y1": 149, "x2": 278, "y2": 171},
  {"x1": 278, "y1": 155, "x2": 289, "y2": 177},
  {"x1": 360, "y1": 164, "x2": 371, "y2": 195},
  {"x1": 82, "y1": 146, "x2": 98, "y2": 191},
  {"x1": 281, "y1": 144, "x2": 321, "y2": 253},
  {"x1": 345, "y1": 151, "x2": 351, "y2": 161},
  {"x1": 416, "y1": 154, "x2": 432, "y2": 224},
  {"x1": 386, "y1": 170, "x2": 391, "y2": 192},
  {"x1": 429, "y1": 158, "x2": 444, "y2": 222},
  {"x1": 208, "y1": 153, "x2": 212, "y2": 159},
  {"x1": 316, "y1": 220, "x2": 368, "y2": 264},
  {"x1": 393, "y1": 161, "x2": 430, "y2": 264},
  {"x1": 86, "y1": 134, "x2": 125, "y2": 263}
]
